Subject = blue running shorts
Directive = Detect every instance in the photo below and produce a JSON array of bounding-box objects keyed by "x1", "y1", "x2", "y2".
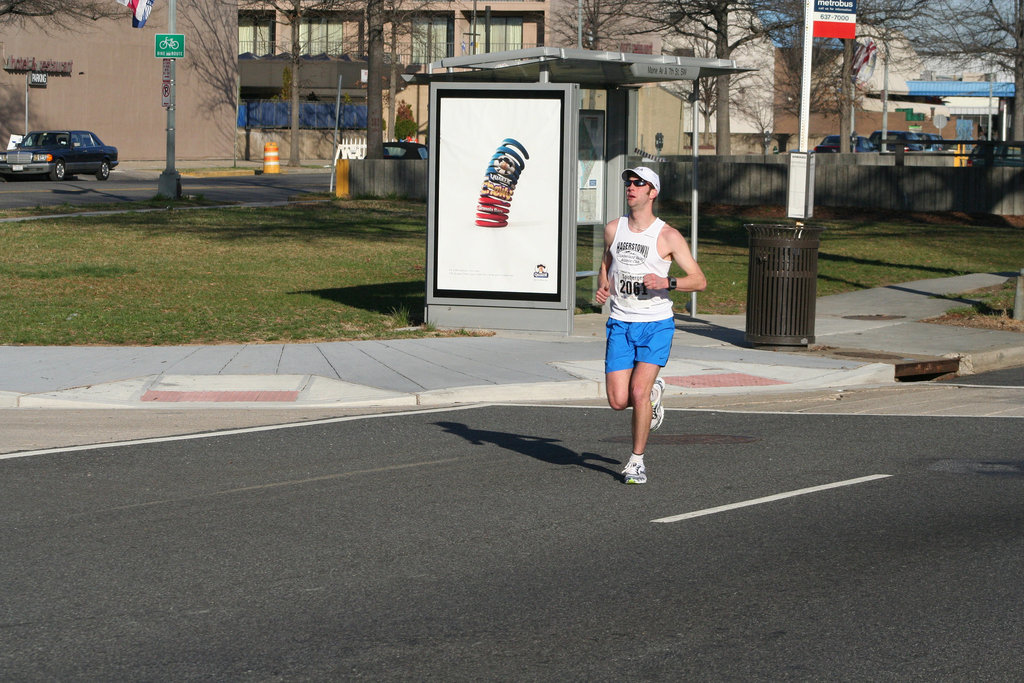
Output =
[{"x1": 605, "y1": 317, "x2": 675, "y2": 373}]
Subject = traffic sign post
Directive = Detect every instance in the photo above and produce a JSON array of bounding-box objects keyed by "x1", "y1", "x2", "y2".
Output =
[{"x1": 156, "y1": 1, "x2": 181, "y2": 199}]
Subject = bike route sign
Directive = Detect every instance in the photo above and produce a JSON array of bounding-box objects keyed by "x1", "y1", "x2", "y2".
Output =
[{"x1": 155, "y1": 34, "x2": 185, "y2": 59}]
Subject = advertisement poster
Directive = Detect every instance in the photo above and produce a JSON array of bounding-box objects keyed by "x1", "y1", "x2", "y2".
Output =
[{"x1": 434, "y1": 89, "x2": 565, "y2": 300}]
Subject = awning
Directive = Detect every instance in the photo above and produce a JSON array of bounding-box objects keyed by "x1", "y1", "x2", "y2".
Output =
[
  {"x1": 906, "y1": 80, "x2": 1014, "y2": 97},
  {"x1": 404, "y1": 47, "x2": 751, "y2": 86}
]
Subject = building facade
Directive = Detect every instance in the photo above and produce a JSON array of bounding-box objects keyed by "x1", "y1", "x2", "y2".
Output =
[{"x1": 1, "y1": 2, "x2": 239, "y2": 160}]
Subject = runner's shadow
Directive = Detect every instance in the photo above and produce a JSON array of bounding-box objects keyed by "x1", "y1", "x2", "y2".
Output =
[{"x1": 435, "y1": 421, "x2": 620, "y2": 480}]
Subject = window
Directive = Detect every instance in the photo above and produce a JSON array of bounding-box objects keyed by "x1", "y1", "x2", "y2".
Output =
[
  {"x1": 412, "y1": 16, "x2": 453, "y2": 64},
  {"x1": 485, "y1": 17, "x2": 522, "y2": 53},
  {"x1": 301, "y1": 15, "x2": 344, "y2": 56},
  {"x1": 239, "y1": 13, "x2": 275, "y2": 56}
]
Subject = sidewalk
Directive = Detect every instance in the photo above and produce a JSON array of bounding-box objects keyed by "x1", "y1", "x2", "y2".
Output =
[
  {"x1": 2, "y1": 273, "x2": 1022, "y2": 410},
  {"x1": 113, "y1": 158, "x2": 336, "y2": 179}
]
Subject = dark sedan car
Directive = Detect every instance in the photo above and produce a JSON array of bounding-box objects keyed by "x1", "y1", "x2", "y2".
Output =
[
  {"x1": 814, "y1": 135, "x2": 878, "y2": 153},
  {"x1": 868, "y1": 129, "x2": 926, "y2": 152},
  {"x1": 383, "y1": 141, "x2": 428, "y2": 159},
  {"x1": 0, "y1": 130, "x2": 118, "y2": 181}
]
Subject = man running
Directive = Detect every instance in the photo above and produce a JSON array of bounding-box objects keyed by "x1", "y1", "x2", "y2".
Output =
[{"x1": 595, "y1": 166, "x2": 707, "y2": 484}]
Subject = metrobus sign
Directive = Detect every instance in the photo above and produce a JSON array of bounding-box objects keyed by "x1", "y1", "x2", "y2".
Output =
[{"x1": 812, "y1": 0, "x2": 856, "y2": 39}]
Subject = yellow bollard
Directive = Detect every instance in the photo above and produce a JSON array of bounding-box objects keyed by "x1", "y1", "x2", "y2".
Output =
[
  {"x1": 334, "y1": 158, "x2": 350, "y2": 198},
  {"x1": 954, "y1": 143, "x2": 967, "y2": 167},
  {"x1": 263, "y1": 142, "x2": 280, "y2": 174}
]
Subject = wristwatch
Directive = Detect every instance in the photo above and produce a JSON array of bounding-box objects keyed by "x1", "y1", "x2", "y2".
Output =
[{"x1": 668, "y1": 276, "x2": 677, "y2": 291}]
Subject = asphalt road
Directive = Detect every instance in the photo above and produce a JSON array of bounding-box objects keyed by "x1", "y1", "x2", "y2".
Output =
[
  {"x1": 0, "y1": 170, "x2": 332, "y2": 209},
  {"x1": 2, "y1": 403, "x2": 1022, "y2": 680}
]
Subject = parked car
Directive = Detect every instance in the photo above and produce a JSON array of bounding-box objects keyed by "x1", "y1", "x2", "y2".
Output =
[
  {"x1": 813, "y1": 135, "x2": 878, "y2": 153},
  {"x1": 383, "y1": 141, "x2": 428, "y2": 160},
  {"x1": 966, "y1": 143, "x2": 1024, "y2": 167},
  {"x1": 868, "y1": 130, "x2": 926, "y2": 152},
  {"x1": 0, "y1": 130, "x2": 118, "y2": 181}
]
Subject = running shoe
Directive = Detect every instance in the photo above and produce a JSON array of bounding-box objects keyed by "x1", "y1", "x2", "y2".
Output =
[
  {"x1": 650, "y1": 377, "x2": 666, "y2": 432},
  {"x1": 622, "y1": 460, "x2": 647, "y2": 485}
]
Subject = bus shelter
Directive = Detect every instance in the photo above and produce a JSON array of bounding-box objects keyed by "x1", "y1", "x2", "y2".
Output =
[{"x1": 410, "y1": 47, "x2": 748, "y2": 334}]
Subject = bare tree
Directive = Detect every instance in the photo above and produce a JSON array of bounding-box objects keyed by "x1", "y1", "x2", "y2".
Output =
[
  {"x1": 634, "y1": 0, "x2": 799, "y2": 154},
  {"x1": 731, "y1": 68, "x2": 775, "y2": 152},
  {"x1": 548, "y1": 0, "x2": 648, "y2": 49},
  {"x1": 382, "y1": 0, "x2": 431, "y2": 141},
  {"x1": 663, "y1": 36, "x2": 719, "y2": 145},
  {"x1": 775, "y1": 42, "x2": 844, "y2": 121},
  {"x1": 913, "y1": 0, "x2": 1024, "y2": 137},
  {"x1": 0, "y1": 0, "x2": 120, "y2": 26}
]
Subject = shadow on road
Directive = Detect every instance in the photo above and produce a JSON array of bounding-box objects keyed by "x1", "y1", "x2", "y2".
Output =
[{"x1": 434, "y1": 421, "x2": 621, "y2": 480}]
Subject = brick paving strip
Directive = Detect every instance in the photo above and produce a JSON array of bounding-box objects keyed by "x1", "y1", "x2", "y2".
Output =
[{"x1": 667, "y1": 373, "x2": 789, "y2": 388}]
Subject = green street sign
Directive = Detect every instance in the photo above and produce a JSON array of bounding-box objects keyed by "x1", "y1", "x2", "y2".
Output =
[{"x1": 155, "y1": 34, "x2": 185, "y2": 59}]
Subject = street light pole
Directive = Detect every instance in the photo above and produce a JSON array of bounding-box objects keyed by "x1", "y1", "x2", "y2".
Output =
[
  {"x1": 158, "y1": 0, "x2": 181, "y2": 198},
  {"x1": 577, "y1": 0, "x2": 582, "y2": 48}
]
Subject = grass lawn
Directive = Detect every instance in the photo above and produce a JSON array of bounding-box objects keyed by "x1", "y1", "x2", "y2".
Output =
[{"x1": 2, "y1": 198, "x2": 1023, "y2": 345}]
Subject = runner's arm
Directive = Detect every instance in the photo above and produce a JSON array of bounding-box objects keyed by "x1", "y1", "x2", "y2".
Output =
[
  {"x1": 595, "y1": 219, "x2": 618, "y2": 305},
  {"x1": 642, "y1": 225, "x2": 707, "y2": 293}
]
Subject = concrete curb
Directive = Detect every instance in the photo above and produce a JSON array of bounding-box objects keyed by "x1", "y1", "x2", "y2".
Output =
[{"x1": 958, "y1": 345, "x2": 1024, "y2": 375}]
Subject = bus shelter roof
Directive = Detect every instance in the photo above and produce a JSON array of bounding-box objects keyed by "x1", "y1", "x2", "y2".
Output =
[{"x1": 405, "y1": 47, "x2": 750, "y2": 86}]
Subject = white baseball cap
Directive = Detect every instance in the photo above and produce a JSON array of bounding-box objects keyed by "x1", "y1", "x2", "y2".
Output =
[{"x1": 621, "y1": 166, "x2": 660, "y2": 193}]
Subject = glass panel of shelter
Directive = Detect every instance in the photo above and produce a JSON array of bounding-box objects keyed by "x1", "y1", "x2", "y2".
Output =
[{"x1": 575, "y1": 89, "x2": 607, "y2": 311}]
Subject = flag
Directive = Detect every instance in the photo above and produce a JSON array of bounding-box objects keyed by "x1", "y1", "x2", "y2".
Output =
[
  {"x1": 132, "y1": 0, "x2": 154, "y2": 28},
  {"x1": 852, "y1": 39, "x2": 877, "y2": 84},
  {"x1": 114, "y1": 0, "x2": 154, "y2": 28}
]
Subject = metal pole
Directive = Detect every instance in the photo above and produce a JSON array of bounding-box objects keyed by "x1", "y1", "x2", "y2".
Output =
[
  {"x1": 233, "y1": 73, "x2": 239, "y2": 168},
  {"x1": 25, "y1": 72, "x2": 29, "y2": 135},
  {"x1": 798, "y1": 0, "x2": 814, "y2": 153},
  {"x1": 1015, "y1": 267, "x2": 1024, "y2": 320},
  {"x1": 690, "y1": 83, "x2": 699, "y2": 317},
  {"x1": 988, "y1": 74, "x2": 994, "y2": 139},
  {"x1": 881, "y1": 46, "x2": 889, "y2": 145},
  {"x1": 158, "y1": 0, "x2": 181, "y2": 199},
  {"x1": 471, "y1": 0, "x2": 477, "y2": 54},
  {"x1": 577, "y1": 0, "x2": 582, "y2": 48}
]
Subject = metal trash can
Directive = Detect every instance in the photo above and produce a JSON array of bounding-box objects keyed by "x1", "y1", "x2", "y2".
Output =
[{"x1": 744, "y1": 223, "x2": 824, "y2": 346}]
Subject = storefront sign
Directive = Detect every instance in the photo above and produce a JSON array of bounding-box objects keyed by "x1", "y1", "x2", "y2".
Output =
[{"x1": 4, "y1": 56, "x2": 73, "y2": 74}]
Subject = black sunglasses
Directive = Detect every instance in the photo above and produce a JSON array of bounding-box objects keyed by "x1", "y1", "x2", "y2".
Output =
[{"x1": 623, "y1": 178, "x2": 650, "y2": 187}]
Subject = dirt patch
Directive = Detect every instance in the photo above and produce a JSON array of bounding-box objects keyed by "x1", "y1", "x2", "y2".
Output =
[{"x1": 924, "y1": 313, "x2": 1024, "y2": 333}]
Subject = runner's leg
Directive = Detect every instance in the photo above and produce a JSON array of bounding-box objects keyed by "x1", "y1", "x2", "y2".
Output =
[
  {"x1": 605, "y1": 368, "x2": 632, "y2": 411},
  {"x1": 629, "y1": 362, "x2": 661, "y2": 455}
]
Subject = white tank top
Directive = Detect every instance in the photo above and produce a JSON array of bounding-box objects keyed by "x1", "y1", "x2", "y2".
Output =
[{"x1": 608, "y1": 216, "x2": 673, "y2": 322}]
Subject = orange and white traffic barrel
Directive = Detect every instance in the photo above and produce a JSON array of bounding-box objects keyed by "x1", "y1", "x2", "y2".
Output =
[{"x1": 263, "y1": 142, "x2": 280, "y2": 174}]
